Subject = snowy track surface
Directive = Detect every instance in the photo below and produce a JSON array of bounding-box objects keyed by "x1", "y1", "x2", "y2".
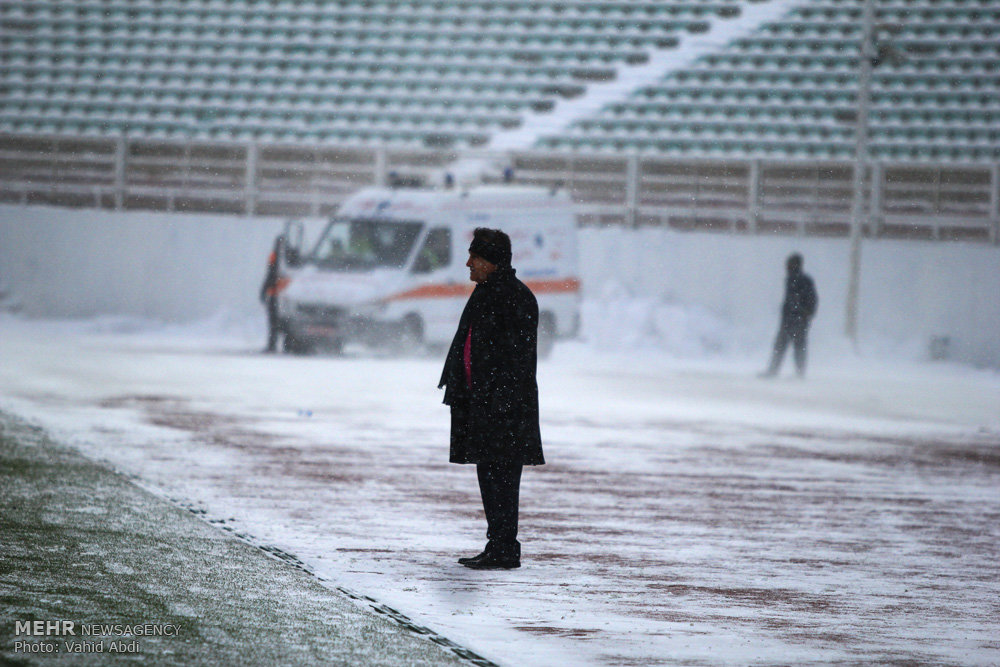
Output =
[{"x1": 2, "y1": 316, "x2": 999, "y2": 665}]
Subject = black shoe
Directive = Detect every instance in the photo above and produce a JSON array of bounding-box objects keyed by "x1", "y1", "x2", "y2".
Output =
[
  {"x1": 463, "y1": 553, "x2": 520, "y2": 570},
  {"x1": 457, "y1": 550, "x2": 490, "y2": 565}
]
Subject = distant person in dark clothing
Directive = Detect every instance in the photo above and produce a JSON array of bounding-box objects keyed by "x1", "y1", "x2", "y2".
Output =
[
  {"x1": 439, "y1": 227, "x2": 543, "y2": 570},
  {"x1": 260, "y1": 235, "x2": 287, "y2": 353},
  {"x1": 762, "y1": 253, "x2": 818, "y2": 378}
]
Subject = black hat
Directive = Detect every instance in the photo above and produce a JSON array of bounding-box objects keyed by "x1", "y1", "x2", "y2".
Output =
[{"x1": 469, "y1": 229, "x2": 512, "y2": 267}]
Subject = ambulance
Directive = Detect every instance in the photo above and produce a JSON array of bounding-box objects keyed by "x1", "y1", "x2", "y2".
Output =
[{"x1": 275, "y1": 184, "x2": 580, "y2": 356}]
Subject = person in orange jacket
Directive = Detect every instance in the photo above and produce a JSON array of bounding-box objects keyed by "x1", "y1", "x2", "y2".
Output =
[{"x1": 259, "y1": 235, "x2": 286, "y2": 353}]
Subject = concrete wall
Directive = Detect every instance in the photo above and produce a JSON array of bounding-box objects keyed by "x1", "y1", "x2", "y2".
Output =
[
  {"x1": 580, "y1": 228, "x2": 1000, "y2": 367},
  {"x1": 2, "y1": 205, "x2": 998, "y2": 366},
  {"x1": 0, "y1": 205, "x2": 326, "y2": 321}
]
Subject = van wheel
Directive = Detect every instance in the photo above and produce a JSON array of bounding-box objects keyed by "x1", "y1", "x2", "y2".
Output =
[
  {"x1": 395, "y1": 315, "x2": 424, "y2": 354},
  {"x1": 538, "y1": 312, "x2": 556, "y2": 359},
  {"x1": 283, "y1": 334, "x2": 313, "y2": 355}
]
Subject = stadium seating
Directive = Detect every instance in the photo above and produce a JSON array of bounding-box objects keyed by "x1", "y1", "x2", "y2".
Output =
[
  {"x1": 1, "y1": 0, "x2": 998, "y2": 161},
  {"x1": 0, "y1": 0, "x2": 746, "y2": 148},
  {"x1": 537, "y1": 0, "x2": 1000, "y2": 161}
]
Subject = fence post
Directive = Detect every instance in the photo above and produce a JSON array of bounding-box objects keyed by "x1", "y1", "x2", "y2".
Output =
[
  {"x1": 625, "y1": 153, "x2": 638, "y2": 228},
  {"x1": 869, "y1": 162, "x2": 883, "y2": 238},
  {"x1": 845, "y1": 158, "x2": 867, "y2": 344},
  {"x1": 991, "y1": 163, "x2": 999, "y2": 245},
  {"x1": 748, "y1": 159, "x2": 761, "y2": 233},
  {"x1": 114, "y1": 135, "x2": 126, "y2": 210},
  {"x1": 245, "y1": 141, "x2": 258, "y2": 216},
  {"x1": 374, "y1": 146, "x2": 387, "y2": 187}
]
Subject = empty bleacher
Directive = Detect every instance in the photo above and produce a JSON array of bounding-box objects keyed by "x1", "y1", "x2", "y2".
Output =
[
  {"x1": 0, "y1": 0, "x2": 749, "y2": 148},
  {"x1": 538, "y1": 0, "x2": 1000, "y2": 163},
  {"x1": 0, "y1": 0, "x2": 997, "y2": 241}
]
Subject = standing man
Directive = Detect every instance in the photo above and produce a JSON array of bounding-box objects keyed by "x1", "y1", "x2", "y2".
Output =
[
  {"x1": 762, "y1": 252, "x2": 818, "y2": 378},
  {"x1": 260, "y1": 235, "x2": 286, "y2": 353},
  {"x1": 439, "y1": 227, "x2": 544, "y2": 570}
]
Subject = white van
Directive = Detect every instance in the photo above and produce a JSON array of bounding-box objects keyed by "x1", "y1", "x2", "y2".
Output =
[{"x1": 275, "y1": 184, "x2": 580, "y2": 356}]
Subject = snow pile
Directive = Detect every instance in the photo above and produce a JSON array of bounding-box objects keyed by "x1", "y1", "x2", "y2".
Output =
[
  {"x1": 581, "y1": 281, "x2": 734, "y2": 357},
  {"x1": 153, "y1": 308, "x2": 264, "y2": 344}
]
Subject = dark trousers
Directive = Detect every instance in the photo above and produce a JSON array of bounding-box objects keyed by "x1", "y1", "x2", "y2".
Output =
[
  {"x1": 265, "y1": 297, "x2": 280, "y2": 351},
  {"x1": 476, "y1": 461, "x2": 523, "y2": 558},
  {"x1": 767, "y1": 318, "x2": 809, "y2": 376}
]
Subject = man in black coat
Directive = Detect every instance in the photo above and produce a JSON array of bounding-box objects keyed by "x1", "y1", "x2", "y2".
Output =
[
  {"x1": 439, "y1": 227, "x2": 544, "y2": 570},
  {"x1": 762, "y1": 253, "x2": 818, "y2": 378}
]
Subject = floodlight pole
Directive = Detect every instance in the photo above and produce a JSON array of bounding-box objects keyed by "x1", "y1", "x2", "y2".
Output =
[{"x1": 845, "y1": 0, "x2": 875, "y2": 347}]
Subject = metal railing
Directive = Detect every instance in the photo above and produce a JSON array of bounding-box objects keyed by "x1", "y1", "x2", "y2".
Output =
[{"x1": 1, "y1": 132, "x2": 997, "y2": 244}]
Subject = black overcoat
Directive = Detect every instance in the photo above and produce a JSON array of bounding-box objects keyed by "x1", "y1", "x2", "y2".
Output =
[
  {"x1": 781, "y1": 270, "x2": 818, "y2": 324},
  {"x1": 438, "y1": 266, "x2": 544, "y2": 465}
]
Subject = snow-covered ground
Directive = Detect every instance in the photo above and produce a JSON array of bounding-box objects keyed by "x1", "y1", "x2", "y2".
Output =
[{"x1": 1, "y1": 313, "x2": 998, "y2": 665}]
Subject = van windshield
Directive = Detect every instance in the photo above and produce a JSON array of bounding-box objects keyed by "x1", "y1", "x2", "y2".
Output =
[{"x1": 310, "y1": 219, "x2": 423, "y2": 271}]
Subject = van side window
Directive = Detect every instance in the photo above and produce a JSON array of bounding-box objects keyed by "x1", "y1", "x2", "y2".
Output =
[{"x1": 412, "y1": 228, "x2": 451, "y2": 274}]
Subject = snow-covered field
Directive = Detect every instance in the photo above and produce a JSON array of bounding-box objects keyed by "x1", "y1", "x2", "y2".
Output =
[{"x1": 2, "y1": 314, "x2": 998, "y2": 665}]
